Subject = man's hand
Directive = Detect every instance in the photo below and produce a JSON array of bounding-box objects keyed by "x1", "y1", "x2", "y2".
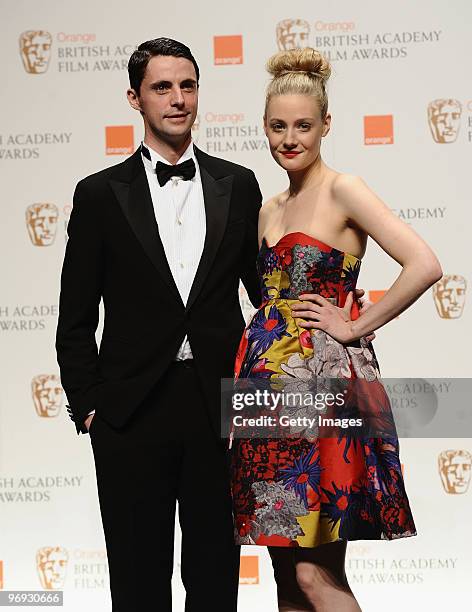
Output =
[
  {"x1": 354, "y1": 288, "x2": 376, "y2": 343},
  {"x1": 84, "y1": 414, "x2": 94, "y2": 432}
]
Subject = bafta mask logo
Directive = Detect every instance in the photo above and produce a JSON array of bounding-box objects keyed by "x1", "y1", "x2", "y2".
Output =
[
  {"x1": 276, "y1": 19, "x2": 310, "y2": 51},
  {"x1": 19, "y1": 31, "x2": 52, "y2": 74},
  {"x1": 26, "y1": 203, "x2": 59, "y2": 246},
  {"x1": 427, "y1": 99, "x2": 462, "y2": 143},
  {"x1": 36, "y1": 547, "x2": 68, "y2": 589},
  {"x1": 433, "y1": 274, "x2": 466, "y2": 319},
  {"x1": 438, "y1": 450, "x2": 472, "y2": 494},
  {"x1": 32, "y1": 375, "x2": 63, "y2": 418}
]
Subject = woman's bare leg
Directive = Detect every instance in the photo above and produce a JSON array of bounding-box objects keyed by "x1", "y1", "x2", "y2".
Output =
[{"x1": 268, "y1": 541, "x2": 361, "y2": 612}]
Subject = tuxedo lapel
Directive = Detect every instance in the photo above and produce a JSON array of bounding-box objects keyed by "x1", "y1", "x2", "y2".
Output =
[
  {"x1": 109, "y1": 152, "x2": 184, "y2": 307},
  {"x1": 186, "y1": 148, "x2": 233, "y2": 310}
]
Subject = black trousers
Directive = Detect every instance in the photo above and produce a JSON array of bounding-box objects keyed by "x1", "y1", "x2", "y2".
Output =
[{"x1": 89, "y1": 361, "x2": 240, "y2": 611}]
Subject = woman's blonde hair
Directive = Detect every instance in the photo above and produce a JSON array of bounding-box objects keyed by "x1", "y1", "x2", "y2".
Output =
[{"x1": 265, "y1": 47, "x2": 331, "y2": 119}]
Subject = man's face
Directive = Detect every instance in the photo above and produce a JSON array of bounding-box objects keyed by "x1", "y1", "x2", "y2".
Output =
[
  {"x1": 128, "y1": 55, "x2": 198, "y2": 145},
  {"x1": 27, "y1": 205, "x2": 58, "y2": 246},
  {"x1": 33, "y1": 376, "x2": 62, "y2": 417},
  {"x1": 433, "y1": 276, "x2": 466, "y2": 318},
  {"x1": 444, "y1": 455, "x2": 471, "y2": 494},
  {"x1": 429, "y1": 101, "x2": 461, "y2": 143},
  {"x1": 278, "y1": 21, "x2": 310, "y2": 51},
  {"x1": 21, "y1": 32, "x2": 52, "y2": 74}
]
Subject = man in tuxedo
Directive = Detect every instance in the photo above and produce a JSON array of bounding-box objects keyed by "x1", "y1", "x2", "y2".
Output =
[
  {"x1": 56, "y1": 37, "x2": 262, "y2": 611},
  {"x1": 56, "y1": 36, "x2": 372, "y2": 611}
]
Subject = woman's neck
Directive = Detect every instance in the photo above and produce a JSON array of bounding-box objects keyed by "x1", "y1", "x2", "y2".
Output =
[{"x1": 287, "y1": 154, "x2": 326, "y2": 197}]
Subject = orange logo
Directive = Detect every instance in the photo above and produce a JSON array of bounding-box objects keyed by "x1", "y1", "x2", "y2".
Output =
[
  {"x1": 239, "y1": 555, "x2": 259, "y2": 585},
  {"x1": 0, "y1": 560, "x2": 3, "y2": 589},
  {"x1": 368, "y1": 290, "x2": 386, "y2": 304},
  {"x1": 427, "y1": 99, "x2": 462, "y2": 143},
  {"x1": 36, "y1": 547, "x2": 68, "y2": 589},
  {"x1": 19, "y1": 31, "x2": 52, "y2": 74},
  {"x1": 105, "y1": 125, "x2": 134, "y2": 155},
  {"x1": 26, "y1": 204, "x2": 59, "y2": 246},
  {"x1": 438, "y1": 450, "x2": 471, "y2": 494},
  {"x1": 433, "y1": 275, "x2": 466, "y2": 319},
  {"x1": 32, "y1": 375, "x2": 63, "y2": 418},
  {"x1": 214, "y1": 35, "x2": 243, "y2": 65},
  {"x1": 364, "y1": 115, "x2": 394, "y2": 145}
]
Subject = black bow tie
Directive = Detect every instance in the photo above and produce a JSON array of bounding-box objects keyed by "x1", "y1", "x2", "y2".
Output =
[
  {"x1": 155, "y1": 158, "x2": 196, "y2": 186},
  {"x1": 141, "y1": 143, "x2": 196, "y2": 186}
]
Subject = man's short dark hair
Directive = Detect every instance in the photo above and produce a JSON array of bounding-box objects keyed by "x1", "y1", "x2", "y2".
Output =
[{"x1": 128, "y1": 37, "x2": 200, "y2": 94}]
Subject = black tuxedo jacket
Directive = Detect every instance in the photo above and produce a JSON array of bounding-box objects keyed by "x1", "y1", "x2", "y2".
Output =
[{"x1": 56, "y1": 146, "x2": 262, "y2": 435}]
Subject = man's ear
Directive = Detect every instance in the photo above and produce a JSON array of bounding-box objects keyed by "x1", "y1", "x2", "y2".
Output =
[{"x1": 127, "y1": 88, "x2": 141, "y2": 112}]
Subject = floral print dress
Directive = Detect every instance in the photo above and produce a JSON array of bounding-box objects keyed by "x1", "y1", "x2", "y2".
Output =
[{"x1": 230, "y1": 232, "x2": 416, "y2": 547}]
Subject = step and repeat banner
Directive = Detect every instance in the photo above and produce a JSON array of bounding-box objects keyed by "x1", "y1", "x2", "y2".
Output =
[{"x1": 1, "y1": 1, "x2": 471, "y2": 610}]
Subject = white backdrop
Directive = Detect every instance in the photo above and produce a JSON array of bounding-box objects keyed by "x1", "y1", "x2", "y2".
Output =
[{"x1": 1, "y1": 1, "x2": 471, "y2": 610}]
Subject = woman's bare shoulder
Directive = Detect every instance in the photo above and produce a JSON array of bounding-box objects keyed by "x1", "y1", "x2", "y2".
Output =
[
  {"x1": 330, "y1": 172, "x2": 370, "y2": 202},
  {"x1": 259, "y1": 192, "x2": 285, "y2": 219}
]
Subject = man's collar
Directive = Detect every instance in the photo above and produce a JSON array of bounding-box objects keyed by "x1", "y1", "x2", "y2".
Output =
[{"x1": 141, "y1": 140, "x2": 196, "y2": 171}]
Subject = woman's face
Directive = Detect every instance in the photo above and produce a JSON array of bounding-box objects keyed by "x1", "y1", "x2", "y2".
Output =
[{"x1": 264, "y1": 94, "x2": 331, "y2": 172}]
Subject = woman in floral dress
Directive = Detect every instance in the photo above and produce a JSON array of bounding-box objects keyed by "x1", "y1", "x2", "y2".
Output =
[{"x1": 230, "y1": 47, "x2": 442, "y2": 611}]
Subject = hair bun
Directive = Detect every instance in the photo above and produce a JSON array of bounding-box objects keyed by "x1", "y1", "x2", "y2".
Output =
[{"x1": 267, "y1": 47, "x2": 331, "y2": 83}]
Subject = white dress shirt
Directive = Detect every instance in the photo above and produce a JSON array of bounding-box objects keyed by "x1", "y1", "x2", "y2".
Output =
[
  {"x1": 87, "y1": 142, "x2": 205, "y2": 420},
  {"x1": 141, "y1": 140, "x2": 206, "y2": 359}
]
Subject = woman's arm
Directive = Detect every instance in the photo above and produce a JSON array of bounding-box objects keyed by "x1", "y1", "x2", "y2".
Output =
[{"x1": 328, "y1": 174, "x2": 442, "y2": 340}]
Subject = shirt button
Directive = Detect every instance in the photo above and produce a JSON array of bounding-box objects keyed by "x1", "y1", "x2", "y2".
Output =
[
  {"x1": 177, "y1": 219, "x2": 182, "y2": 225},
  {"x1": 180, "y1": 262, "x2": 184, "y2": 268}
]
